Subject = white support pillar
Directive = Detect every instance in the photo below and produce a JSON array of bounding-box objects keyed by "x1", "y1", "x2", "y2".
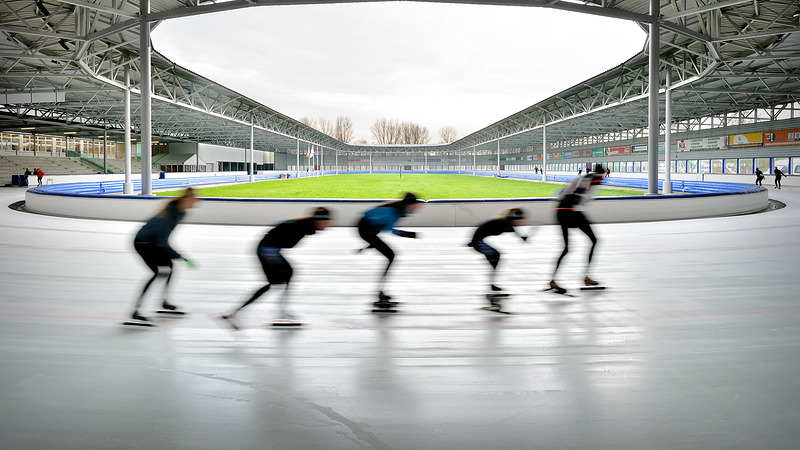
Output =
[
  {"x1": 123, "y1": 66, "x2": 133, "y2": 194},
  {"x1": 295, "y1": 140, "x2": 300, "y2": 178},
  {"x1": 321, "y1": 147, "x2": 324, "y2": 176},
  {"x1": 249, "y1": 117, "x2": 254, "y2": 182},
  {"x1": 458, "y1": 153, "x2": 461, "y2": 173},
  {"x1": 496, "y1": 139, "x2": 501, "y2": 176},
  {"x1": 473, "y1": 146, "x2": 476, "y2": 176},
  {"x1": 542, "y1": 126, "x2": 548, "y2": 182},
  {"x1": 139, "y1": 0, "x2": 153, "y2": 195},
  {"x1": 424, "y1": 153, "x2": 428, "y2": 173},
  {"x1": 647, "y1": 0, "x2": 660, "y2": 195},
  {"x1": 103, "y1": 120, "x2": 108, "y2": 174},
  {"x1": 664, "y1": 70, "x2": 673, "y2": 194},
  {"x1": 335, "y1": 151, "x2": 338, "y2": 175},
  {"x1": 369, "y1": 152, "x2": 373, "y2": 173}
]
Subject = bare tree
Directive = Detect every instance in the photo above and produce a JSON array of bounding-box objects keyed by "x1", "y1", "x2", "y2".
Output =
[
  {"x1": 370, "y1": 118, "x2": 400, "y2": 144},
  {"x1": 439, "y1": 126, "x2": 458, "y2": 143},
  {"x1": 334, "y1": 116, "x2": 355, "y2": 143},
  {"x1": 317, "y1": 117, "x2": 335, "y2": 137},
  {"x1": 353, "y1": 138, "x2": 369, "y2": 145},
  {"x1": 399, "y1": 121, "x2": 431, "y2": 144},
  {"x1": 299, "y1": 117, "x2": 317, "y2": 129}
]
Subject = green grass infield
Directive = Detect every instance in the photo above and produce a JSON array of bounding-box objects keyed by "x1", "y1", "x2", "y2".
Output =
[{"x1": 156, "y1": 173, "x2": 644, "y2": 199}]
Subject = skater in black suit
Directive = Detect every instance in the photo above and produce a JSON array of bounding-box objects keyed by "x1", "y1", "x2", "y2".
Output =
[
  {"x1": 774, "y1": 167, "x2": 785, "y2": 189},
  {"x1": 130, "y1": 188, "x2": 199, "y2": 323},
  {"x1": 548, "y1": 164, "x2": 605, "y2": 294},
  {"x1": 220, "y1": 207, "x2": 332, "y2": 329},
  {"x1": 468, "y1": 208, "x2": 528, "y2": 310},
  {"x1": 755, "y1": 167, "x2": 764, "y2": 186}
]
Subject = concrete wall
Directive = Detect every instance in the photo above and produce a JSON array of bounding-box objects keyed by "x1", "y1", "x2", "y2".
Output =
[{"x1": 25, "y1": 183, "x2": 769, "y2": 227}]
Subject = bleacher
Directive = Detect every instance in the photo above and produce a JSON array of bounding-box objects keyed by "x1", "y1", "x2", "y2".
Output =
[
  {"x1": 1, "y1": 155, "x2": 152, "y2": 186},
  {"x1": 1, "y1": 155, "x2": 95, "y2": 185}
]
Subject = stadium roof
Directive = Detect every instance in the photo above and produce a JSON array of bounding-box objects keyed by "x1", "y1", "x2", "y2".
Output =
[{"x1": 1, "y1": 0, "x2": 799, "y2": 155}]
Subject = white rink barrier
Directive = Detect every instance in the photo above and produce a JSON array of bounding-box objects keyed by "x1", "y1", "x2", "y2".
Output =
[{"x1": 25, "y1": 185, "x2": 769, "y2": 227}]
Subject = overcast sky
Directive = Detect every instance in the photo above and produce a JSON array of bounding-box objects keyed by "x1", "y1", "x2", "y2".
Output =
[{"x1": 151, "y1": 2, "x2": 645, "y2": 143}]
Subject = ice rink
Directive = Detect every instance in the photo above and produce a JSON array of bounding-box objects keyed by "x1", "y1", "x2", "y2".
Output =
[{"x1": 1, "y1": 187, "x2": 799, "y2": 449}]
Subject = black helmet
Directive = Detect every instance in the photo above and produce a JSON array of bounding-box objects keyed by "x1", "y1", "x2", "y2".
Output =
[
  {"x1": 506, "y1": 208, "x2": 526, "y2": 220},
  {"x1": 311, "y1": 207, "x2": 332, "y2": 221}
]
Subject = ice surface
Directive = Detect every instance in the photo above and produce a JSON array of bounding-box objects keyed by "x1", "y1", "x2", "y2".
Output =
[{"x1": 1, "y1": 188, "x2": 798, "y2": 449}]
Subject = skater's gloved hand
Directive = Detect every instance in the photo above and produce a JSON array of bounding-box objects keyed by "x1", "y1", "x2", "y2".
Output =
[{"x1": 182, "y1": 257, "x2": 197, "y2": 269}]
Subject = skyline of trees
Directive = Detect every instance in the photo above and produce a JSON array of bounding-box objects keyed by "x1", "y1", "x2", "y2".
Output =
[{"x1": 302, "y1": 115, "x2": 456, "y2": 145}]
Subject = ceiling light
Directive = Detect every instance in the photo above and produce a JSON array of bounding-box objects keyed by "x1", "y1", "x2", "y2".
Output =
[
  {"x1": 64, "y1": 131, "x2": 77, "y2": 135},
  {"x1": 20, "y1": 127, "x2": 35, "y2": 130}
]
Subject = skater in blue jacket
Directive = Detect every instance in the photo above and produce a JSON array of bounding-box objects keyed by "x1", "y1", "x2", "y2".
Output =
[
  {"x1": 130, "y1": 188, "x2": 199, "y2": 323},
  {"x1": 356, "y1": 192, "x2": 422, "y2": 307}
]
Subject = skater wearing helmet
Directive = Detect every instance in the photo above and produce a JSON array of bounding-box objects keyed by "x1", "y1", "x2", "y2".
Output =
[
  {"x1": 468, "y1": 208, "x2": 529, "y2": 312},
  {"x1": 220, "y1": 207, "x2": 332, "y2": 329},
  {"x1": 548, "y1": 164, "x2": 605, "y2": 295},
  {"x1": 356, "y1": 192, "x2": 422, "y2": 309},
  {"x1": 129, "y1": 188, "x2": 199, "y2": 325}
]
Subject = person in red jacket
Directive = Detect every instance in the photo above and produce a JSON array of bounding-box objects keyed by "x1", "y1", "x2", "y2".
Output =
[{"x1": 36, "y1": 168, "x2": 44, "y2": 186}]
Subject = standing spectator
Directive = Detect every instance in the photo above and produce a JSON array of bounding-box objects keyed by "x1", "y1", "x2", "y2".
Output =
[
  {"x1": 755, "y1": 167, "x2": 764, "y2": 186},
  {"x1": 774, "y1": 167, "x2": 785, "y2": 190},
  {"x1": 24, "y1": 168, "x2": 31, "y2": 175}
]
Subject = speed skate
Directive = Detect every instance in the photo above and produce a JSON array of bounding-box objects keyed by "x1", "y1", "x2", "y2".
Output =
[
  {"x1": 271, "y1": 318, "x2": 302, "y2": 327},
  {"x1": 372, "y1": 301, "x2": 399, "y2": 313}
]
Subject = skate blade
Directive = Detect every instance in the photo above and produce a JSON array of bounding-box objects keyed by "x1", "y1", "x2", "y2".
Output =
[
  {"x1": 156, "y1": 310, "x2": 186, "y2": 315},
  {"x1": 580, "y1": 286, "x2": 606, "y2": 291},
  {"x1": 543, "y1": 288, "x2": 575, "y2": 297},
  {"x1": 371, "y1": 308, "x2": 398, "y2": 313},
  {"x1": 480, "y1": 306, "x2": 511, "y2": 314},
  {"x1": 271, "y1": 319, "x2": 302, "y2": 327},
  {"x1": 486, "y1": 293, "x2": 510, "y2": 298},
  {"x1": 122, "y1": 320, "x2": 155, "y2": 327}
]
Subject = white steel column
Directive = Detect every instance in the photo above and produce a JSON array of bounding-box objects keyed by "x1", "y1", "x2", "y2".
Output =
[
  {"x1": 369, "y1": 152, "x2": 372, "y2": 173},
  {"x1": 473, "y1": 146, "x2": 476, "y2": 176},
  {"x1": 249, "y1": 117, "x2": 254, "y2": 182},
  {"x1": 295, "y1": 140, "x2": 300, "y2": 178},
  {"x1": 664, "y1": 70, "x2": 673, "y2": 194},
  {"x1": 424, "y1": 153, "x2": 428, "y2": 173},
  {"x1": 458, "y1": 153, "x2": 461, "y2": 173},
  {"x1": 139, "y1": 0, "x2": 152, "y2": 195},
  {"x1": 335, "y1": 151, "x2": 338, "y2": 174},
  {"x1": 496, "y1": 139, "x2": 500, "y2": 176},
  {"x1": 123, "y1": 66, "x2": 133, "y2": 194},
  {"x1": 647, "y1": 0, "x2": 660, "y2": 195},
  {"x1": 542, "y1": 126, "x2": 548, "y2": 182},
  {"x1": 321, "y1": 147, "x2": 324, "y2": 176},
  {"x1": 103, "y1": 120, "x2": 108, "y2": 174}
]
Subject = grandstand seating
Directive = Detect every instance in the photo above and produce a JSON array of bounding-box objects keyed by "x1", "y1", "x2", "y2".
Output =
[{"x1": 0, "y1": 155, "x2": 148, "y2": 185}]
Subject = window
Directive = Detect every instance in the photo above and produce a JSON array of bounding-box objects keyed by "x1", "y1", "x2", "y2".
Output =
[
  {"x1": 755, "y1": 158, "x2": 771, "y2": 174},
  {"x1": 773, "y1": 157, "x2": 789, "y2": 175},
  {"x1": 738, "y1": 159, "x2": 753, "y2": 174},
  {"x1": 792, "y1": 157, "x2": 800, "y2": 175},
  {"x1": 677, "y1": 160, "x2": 687, "y2": 173},
  {"x1": 711, "y1": 159, "x2": 723, "y2": 173},
  {"x1": 700, "y1": 160, "x2": 711, "y2": 173},
  {"x1": 688, "y1": 160, "x2": 698, "y2": 173}
]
